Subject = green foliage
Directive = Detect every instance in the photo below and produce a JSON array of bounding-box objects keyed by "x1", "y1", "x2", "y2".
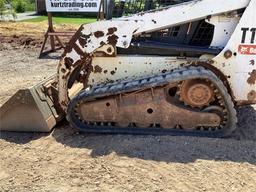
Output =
[
  {"x1": 22, "y1": 16, "x2": 96, "y2": 25},
  {"x1": 11, "y1": 0, "x2": 35, "y2": 13},
  {"x1": 9, "y1": 6, "x2": 16, "y2": 18},
  {"x1": 0, "y1": 0, "x2": 17, "y2": 19},
  {"x1": 0, "y1": 0, "x2": 6, "y2": 17},
  {"x1": 24, "y1": 2, "x2": 35, "y2": 12},
  {"x1": 15, "y1": 0, "x2": 26, "y2": 13}
]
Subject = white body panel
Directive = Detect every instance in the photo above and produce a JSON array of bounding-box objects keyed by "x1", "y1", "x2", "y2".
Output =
[
  {"x1": 58, "y1": 0, "x2": 255, "y2": 108},
  {"x1": 89, "y1": 56, "x2": 193, "y2": 85},
  {"x1": 121, "y1": 0, "x2": 250, "y2": 35},
  {"x1": 213, "y1": 0, "x2": 256, "y2": 102},
  {"x1": 207, "y1": 15, "x2": 240, "y2": 48}
]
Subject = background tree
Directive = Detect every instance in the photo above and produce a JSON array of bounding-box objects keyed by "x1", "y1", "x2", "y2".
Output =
[{"x1": 0, "y1": 0, "x2": 6, "y2": 18}]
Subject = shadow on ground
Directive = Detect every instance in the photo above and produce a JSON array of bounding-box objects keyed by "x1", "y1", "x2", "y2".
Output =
[
  {"x1": 1, "y1": 106, "x2": 256, "y2": 164},
  {"x1": 39, "y1": 49, "x2": 62, "y2": 60},
  {"x1": 0, "y1": 132, "x2": 48, "y2": 144}
]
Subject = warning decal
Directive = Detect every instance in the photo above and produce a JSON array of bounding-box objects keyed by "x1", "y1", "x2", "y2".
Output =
[{"x1": 238, "y1": 45, "x2": 256, "y2": 55}]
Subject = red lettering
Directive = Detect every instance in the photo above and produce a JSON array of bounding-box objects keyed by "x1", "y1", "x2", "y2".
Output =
[{"x1": 238, "y1": 45, "x2": 256, "y2": 55}]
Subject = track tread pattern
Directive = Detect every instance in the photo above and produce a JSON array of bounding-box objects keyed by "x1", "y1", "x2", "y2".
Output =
[{"x1": 67, "y1": 67, "x2": 237, "y2": 138}]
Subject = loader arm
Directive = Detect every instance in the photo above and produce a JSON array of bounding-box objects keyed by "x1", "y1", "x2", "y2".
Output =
[
  {"x1": 1, "y1": 0, "x2": 254, "y2": 133},
  {"x1": 57, "y1": 0, "x2": 251, "y2": 110}
]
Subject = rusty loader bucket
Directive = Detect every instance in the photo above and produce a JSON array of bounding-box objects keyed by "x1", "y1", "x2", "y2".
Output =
[{"x1": 0, "y1": 76, "x2": 64, "y2": 132}]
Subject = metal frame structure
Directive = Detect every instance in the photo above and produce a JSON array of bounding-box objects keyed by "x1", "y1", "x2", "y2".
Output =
[
  {"x1": 39, "y1": 13, "x2": 74, "y2": 58},
  {"x1": 58, "y1": 0, "x2": 255, "y2": 109},
  {"x1": 1, "y1": 0, "x2": 255, "y2": 133}
]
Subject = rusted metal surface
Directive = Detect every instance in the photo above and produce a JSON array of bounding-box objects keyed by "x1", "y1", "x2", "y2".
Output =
[
  {"x1": 56, "y1": 0, "x2": 252, "y2": 111},
  {"x1": 67, "y1": 66, "x2": 238, "y2": 136},
  {"x1": 247, "y1": 70, "x2": 256, "y2": 85},
  {"x1": 57, "y1": 21, "x2": 141, "y2": 110},
  {"x1": 249, "y1": 59, "x2": 255, "y2": 65},
  {"x1": 0, "y1": 76, "x2": 64, "y2": 132},
  {"x1": 94, "y1": 31, "x2": 105, "y2": 38},
  {"x1": 3, "y1": 0, "x2": 256, "y2": 134},
  {"x1": 236, "y1": 99, "x2": 256, "y2": 105},
  {"x1": 88, "y1": 56, "x2": 190, "y2": 86},
  {"x1": 179, "y1": 79, "x2": 214, "y2": 108},
  {"x1": 224, "y1": 50, "x2": 232, "y2": 59},
  {"x1": 77, "y1": 86, "x2": 221, "y2": 129},
  {"x1": 193, "y1": 61, "x2": 236, "y2": 101},
  {"x1": 247, "y1": 90, "x2": 256, "y2": 101},
  {"x1": 39, "y1": 13, "x2": 75, "y2": 57},
  {"x1": 94, "y1": 45, "x2": 116, "y2": 57},
  {"x1": 47, "y1": 32, "x2": 76, "y2": 36},
  {"x1": 93, "y1": 65, "x2": 103, "y2": 73},
  {"x1": 212, "y1": 0, "x2": 256, "y2": 104}
]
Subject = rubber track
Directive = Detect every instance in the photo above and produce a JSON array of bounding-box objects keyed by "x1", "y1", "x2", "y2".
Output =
[{"x1": 67, "y1": 66, "x2": 237, "y2": 138}]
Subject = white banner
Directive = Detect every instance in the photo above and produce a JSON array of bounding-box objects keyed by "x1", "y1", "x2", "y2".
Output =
[{"x1": 45, "y1": 0, "x2": 101, "y2": 12}]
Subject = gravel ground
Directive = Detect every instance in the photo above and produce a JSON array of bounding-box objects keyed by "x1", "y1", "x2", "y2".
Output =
[{"x1": 0, "y1": 42, "x2": 256, "y2": 192}]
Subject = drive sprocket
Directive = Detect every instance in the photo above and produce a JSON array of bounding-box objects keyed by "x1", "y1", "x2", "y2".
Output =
[{"x1": 67, "y1": 66, "x2": 237, "y2": 137}]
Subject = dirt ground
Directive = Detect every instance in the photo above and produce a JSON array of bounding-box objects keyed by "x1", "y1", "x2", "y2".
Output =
[{"x1": 0, "y1": 23, "x2": 256, "y2": 192}]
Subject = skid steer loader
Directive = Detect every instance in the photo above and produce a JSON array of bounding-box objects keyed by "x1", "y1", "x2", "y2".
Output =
[{"x1": 0, "y1": 0, "x2": 255, "y2": 137}]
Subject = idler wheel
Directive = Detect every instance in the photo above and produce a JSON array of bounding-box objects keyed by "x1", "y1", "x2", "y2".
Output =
[{"x1": 180, "y1": 79, "x2": 214, "y2": 108}]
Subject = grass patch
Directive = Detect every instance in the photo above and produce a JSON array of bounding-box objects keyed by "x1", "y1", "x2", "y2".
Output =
[{"x1": 22, "y1": 16, "x2": 96, "y2": 25}]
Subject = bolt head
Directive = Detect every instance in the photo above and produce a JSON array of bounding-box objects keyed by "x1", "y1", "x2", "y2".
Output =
[{"x1": 224, "y1": 50, "x2": 232, "y2": 59}]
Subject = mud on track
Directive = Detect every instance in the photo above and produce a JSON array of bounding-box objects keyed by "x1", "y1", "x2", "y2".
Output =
[{"x1": 0, "y1": 42, "x2": 256, "y2": 192}]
